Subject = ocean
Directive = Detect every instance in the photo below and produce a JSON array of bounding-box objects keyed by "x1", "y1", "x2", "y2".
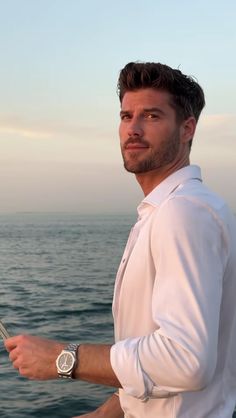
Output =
[
  {"x1": 1, "y1": 212, "x2": 236, "y2": 418},
  {"x1": 0, "y1": 212, "x2": 134, "y2": 417}
]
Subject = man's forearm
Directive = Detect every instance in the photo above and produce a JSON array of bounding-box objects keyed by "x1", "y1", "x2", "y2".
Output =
[
  {"x1": 92, "y1": 393, "x2": 124, "y2": 418},
  {"x1": 74, "y1": 344, "x2": 121, "y2": 388},
  {"x1": 5, "y1": 336, "x2": 122, "y2": 388},
  {"x1": 73, "y1": 393, "x2": 124, "y2": 418},
  {"x1": 96, "y1": 393, "x2": 124, "y2": 418}
]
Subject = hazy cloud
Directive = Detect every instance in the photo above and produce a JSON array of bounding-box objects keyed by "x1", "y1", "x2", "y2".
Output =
[
  {"x1": 0, "y1": 114, "x2": 115, "y2": 140},
  {"x1": 191, "y1": 113, "x2": 236, "y2": 162},
  {"x1": 200, "y1": 114, "x2": 235, "y2": 127},
  {"x1": 197, "y1": 113, "x2": 235, "y2": 140},
  {"x1": 0, "y1": 125, "x2": 52, "y2": 139}
]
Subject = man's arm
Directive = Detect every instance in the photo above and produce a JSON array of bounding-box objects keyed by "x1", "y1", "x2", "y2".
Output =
[
  {"x1": 75, "y1": 344, "x2": 120, "y2": 387},
  {"x1": 4, "y1": 335, "x2": 121, "y2": 388},
  {"x1": 73, "y1": 393, "x2": 124, "y2": 418}
]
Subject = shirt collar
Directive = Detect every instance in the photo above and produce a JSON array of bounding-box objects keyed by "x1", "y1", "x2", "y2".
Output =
[{"x1": 137, "y1": 165, "x2": 202, "y2": 218}]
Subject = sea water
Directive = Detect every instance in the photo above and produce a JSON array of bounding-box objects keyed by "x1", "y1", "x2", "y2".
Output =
[{"x1": 0, "y1": 213, "x2": 134, "y2": 417}]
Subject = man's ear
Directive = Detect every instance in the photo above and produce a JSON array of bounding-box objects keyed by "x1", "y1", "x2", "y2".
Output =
[{"x1": 180, "y1": 116, "x2": 196, "y2": 145}]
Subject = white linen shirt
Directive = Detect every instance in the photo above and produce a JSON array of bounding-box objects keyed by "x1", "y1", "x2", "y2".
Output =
[{"x1": 110, "y1": 165, "x2": 236, "y2": 418}]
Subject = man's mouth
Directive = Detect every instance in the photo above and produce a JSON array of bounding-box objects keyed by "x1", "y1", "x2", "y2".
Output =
[{"x1": 124, "y1": 140, "x2": 149, "y2": 150}]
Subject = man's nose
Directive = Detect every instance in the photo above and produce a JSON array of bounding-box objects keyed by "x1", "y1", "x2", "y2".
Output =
[{"x1": 128, "y1": 118, "x2": 144, "y2": 137}]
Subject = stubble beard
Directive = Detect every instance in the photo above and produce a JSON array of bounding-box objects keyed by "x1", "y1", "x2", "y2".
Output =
[{"x1": 122, "y1": 131, "x2": 181, "y2": 174}]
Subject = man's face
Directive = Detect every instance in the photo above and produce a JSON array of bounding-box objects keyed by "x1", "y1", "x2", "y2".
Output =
[{"x1": 119, "y1": 88, "x2": 184, "y2": 174}]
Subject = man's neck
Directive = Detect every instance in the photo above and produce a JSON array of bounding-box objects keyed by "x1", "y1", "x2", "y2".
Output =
[{"x1": 136, "y1": 160, "x2": 190, "y2": 196}]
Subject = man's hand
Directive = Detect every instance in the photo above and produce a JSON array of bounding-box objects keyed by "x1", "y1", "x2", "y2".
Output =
[
  {"x1": 72, "y1": 413, "x2": 100, "y2": 418},
  {"x1": 4, "y1": 335, "x2": 65, "y2": 380},
  {"x1": 72, "y1": 393, "x2": 124, "y2": 418}
]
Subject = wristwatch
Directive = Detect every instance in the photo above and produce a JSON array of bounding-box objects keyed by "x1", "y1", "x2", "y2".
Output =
[{"x1": 56, "y1": 343, "x2": 79, "y2": 379}]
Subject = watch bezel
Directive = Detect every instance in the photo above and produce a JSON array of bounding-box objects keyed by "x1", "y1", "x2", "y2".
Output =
[
  {"x1": 56, "y1": 351, "x2": 75, "y2": 373},
  {"x1": 56, "y1": 344, "x2": 78, "y2": 379}
]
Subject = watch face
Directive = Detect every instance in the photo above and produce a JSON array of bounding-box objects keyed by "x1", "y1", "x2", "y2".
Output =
[{"x1": 57, "y1": 352, "x2": 74, "y2": 373}]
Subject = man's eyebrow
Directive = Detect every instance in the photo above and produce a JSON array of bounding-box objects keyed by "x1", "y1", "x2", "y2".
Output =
[
  {"x1": 143, "y1": 107, "x2": 166, "y2": 115},
  {"x1": 120, "y1": 110, "x2": 130, "y2": 115},
  {"x1": 120, "y1": 107, "x2": 166, "y2": 116}
]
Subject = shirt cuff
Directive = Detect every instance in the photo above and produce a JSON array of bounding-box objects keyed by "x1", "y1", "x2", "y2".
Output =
[
  {"x1": 110, "y1": 337, "x2": 180, "y2": 400},
  {"x1": 110, "y1": 337, "x2": 154, "y2": 401}
]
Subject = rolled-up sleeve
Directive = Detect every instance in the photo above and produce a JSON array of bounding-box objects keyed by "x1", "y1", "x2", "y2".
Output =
[
  {"x1": 110, "y1": 196, "x2": 229, "y2": 400},
  {"x1": 110, "y1": 337, "x2": 153, "y2": 400}
]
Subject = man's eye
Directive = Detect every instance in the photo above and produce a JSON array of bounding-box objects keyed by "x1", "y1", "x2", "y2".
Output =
[
  {"x1": 121, "y1": 114, "x2": 131, "y2": 120},
  {"x1": 146, "y1": 113, "x2": 158, "y2": 119}
]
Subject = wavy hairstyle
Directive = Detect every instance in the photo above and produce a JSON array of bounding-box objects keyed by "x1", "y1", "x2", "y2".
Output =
[{"x1": 117, "y1": 62, "x2": 205, "y2": 123}]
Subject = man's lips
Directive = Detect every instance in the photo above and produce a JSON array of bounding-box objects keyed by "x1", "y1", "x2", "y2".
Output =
[{"x1": 124, "y1": 141, "x2": 149, "y2": 150}]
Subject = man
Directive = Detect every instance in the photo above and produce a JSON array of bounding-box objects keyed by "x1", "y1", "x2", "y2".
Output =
[{"x1": 5, "y1": 62, "x2": 236, "y2": 418}]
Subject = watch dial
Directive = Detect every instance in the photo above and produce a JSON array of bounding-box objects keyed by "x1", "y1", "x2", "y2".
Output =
[{"x1": 58, "y1": 353, "x2": 74, "y2": 372}]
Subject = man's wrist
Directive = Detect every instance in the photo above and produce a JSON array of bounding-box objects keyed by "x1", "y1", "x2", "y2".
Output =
[{"x1": 56, "y1": 343, "x2": 79, "y2": 379}]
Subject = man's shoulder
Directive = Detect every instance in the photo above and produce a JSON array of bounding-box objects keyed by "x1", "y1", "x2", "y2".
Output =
[
  {"x1": 149, "y1": 181, "x2": 232, "y2": 233},
  {"x1": 167, "y1": 180, "x2": 227, "y2": 214}
]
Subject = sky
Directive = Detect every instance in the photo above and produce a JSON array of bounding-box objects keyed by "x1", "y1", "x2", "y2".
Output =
[{"x1": 0, "y1": 0, "x2": 235, "y2": 214}]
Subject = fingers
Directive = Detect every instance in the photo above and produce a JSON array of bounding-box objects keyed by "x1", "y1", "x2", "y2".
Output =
[
  {"x1": 4, "y1": 334, "x2": 31, "y2": 352},
  {"x1": 4, "y1": 335, "x2": 20, "y2": 352},
  {"x1": 4, "y1": 335, "x2": 34, "y2": 377},
  {"x1": 6, "y1": 342, "x2": 22, "y2": 372}
]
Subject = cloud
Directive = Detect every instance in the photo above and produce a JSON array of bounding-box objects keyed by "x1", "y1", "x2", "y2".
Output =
[
  {"x1": 194, "y1": 113, "x2": 236, "y2": 151},
  {"x1": 0, "y1": 113, "x2": 115, "y2": 140},
  {"x1": 0, "y1": 113, "x2": 119, "y2": 165},
  {"x1": 0, "y1": 125, "x2": 52, "y2": 139},
  {"x1": 197, "y1": 113, "x2": 235, "y2": 139},
  {"x1": 200, "y1": 114, "x2": 235, "y2": 127},
  {"x1": 0, "y1": 115, "x2": 54, "y2": 139},
  {"x1": 192, "y1": 113, "x2": 236, "y2": 170}
]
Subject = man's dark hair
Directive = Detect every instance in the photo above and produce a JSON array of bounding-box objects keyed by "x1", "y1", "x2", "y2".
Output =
[{"x1": 117, "y1": 62, "x2": 205, "y2": 123}]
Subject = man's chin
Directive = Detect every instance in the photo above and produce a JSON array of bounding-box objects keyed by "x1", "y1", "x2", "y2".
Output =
[
  {"x1": 123, "y1": 162, "x2": 139, "y2": 173},
  {"x1": 123, "y1": 163, "x2": 149, "y2": 174},
  {"x1": 124, "y1": 165, "x2": 136, "y2": 174}
]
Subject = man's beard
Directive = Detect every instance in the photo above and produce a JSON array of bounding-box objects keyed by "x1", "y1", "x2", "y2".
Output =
[{"x1": 121, "y1": 131, "x2": 181, "y2": 174}]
